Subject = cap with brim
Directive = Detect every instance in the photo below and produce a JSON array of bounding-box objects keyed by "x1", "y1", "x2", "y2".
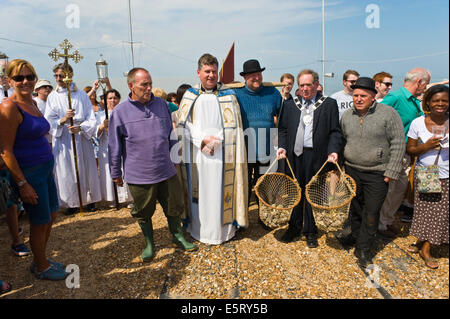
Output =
[
  {"x1": 35, "y1": 79, "x2": 53, "y2": 91},
  {"x1": 351, "y1": 77, "x2": 377, "y2": 94}
]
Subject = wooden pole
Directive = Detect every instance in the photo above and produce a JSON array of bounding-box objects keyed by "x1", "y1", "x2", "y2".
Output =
[{"x1": 66, "y1": 81, "x2": 84, "y2": 214}]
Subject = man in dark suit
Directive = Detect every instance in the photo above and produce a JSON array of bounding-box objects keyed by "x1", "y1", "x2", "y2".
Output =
[{"x1": 277, "y1": 69, "x2": 343, "y2": 248}]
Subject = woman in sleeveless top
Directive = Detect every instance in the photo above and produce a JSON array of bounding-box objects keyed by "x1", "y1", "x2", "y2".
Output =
[{"x1": 0, "y1": 59, "x2": 69, "y2": 281}]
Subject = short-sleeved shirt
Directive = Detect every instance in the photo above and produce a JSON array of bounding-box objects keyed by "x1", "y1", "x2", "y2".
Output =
[
  {"x1": 408, "y1": 116, "x2": 449, "y2": 178},
  {"x1": 330, "y1": 90, "x2": 353, "y2": 120},
  {"x1": 382, "y1": 87, "x2": 422, "y2": 142}
]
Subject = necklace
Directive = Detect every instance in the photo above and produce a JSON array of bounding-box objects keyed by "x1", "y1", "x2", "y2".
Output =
[
  {"x1": 303, "y1": 103, "x2": 313, "y2": 125},
  {"x1": 293, "y1": 96, "x2": 327, "y2": 126}
]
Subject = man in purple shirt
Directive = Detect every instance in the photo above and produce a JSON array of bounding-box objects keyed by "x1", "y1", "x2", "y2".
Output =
[{"x1": 108, "y1": 67, "x2": 196, "y2": 262}]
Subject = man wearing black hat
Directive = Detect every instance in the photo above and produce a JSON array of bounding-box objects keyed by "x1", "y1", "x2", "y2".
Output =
[
  {"x1": 277, "y1": 69, "x2": 342, "y2": 248},
  {"x1": 338, "y1": 77, "x2": 405, "y2": 267},
  {"x1": 234, "y1": 59, "x2": 282, "y2": 211}
]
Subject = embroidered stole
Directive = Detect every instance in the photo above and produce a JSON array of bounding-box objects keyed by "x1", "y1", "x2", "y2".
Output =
[{"x1": 177, "y1": 85, "x2": 240, "y2": 225}]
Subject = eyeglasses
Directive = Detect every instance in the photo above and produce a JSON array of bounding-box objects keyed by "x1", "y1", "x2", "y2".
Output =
[
  {"x1": 382, "y1": 82, "x2": 393, "y2": 87},
  {"x1": 11, "y1": 74, "x2": 36, "y2": 82},
  {"x1": 38, "y1": 85, "x2": 53, "y2": 90}
]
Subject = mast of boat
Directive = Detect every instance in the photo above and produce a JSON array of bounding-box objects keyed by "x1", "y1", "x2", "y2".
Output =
[
  {"x1": 128, "y1": 0, "x2": 135, "y2": 68},
  {"x1": 322, "y1": 0, "x2": 325, "y2": 92}
]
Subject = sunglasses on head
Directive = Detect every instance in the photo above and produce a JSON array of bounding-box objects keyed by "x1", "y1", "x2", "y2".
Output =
[
  {"x1": 12, "y1": 74, "x2": 36, "y2": 82},
  {"x1": 382, "y1": 82, "x2": 393, "y2": 87}
]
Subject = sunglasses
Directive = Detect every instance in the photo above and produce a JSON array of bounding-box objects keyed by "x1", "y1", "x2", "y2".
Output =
[
  {"x1": 54, "y1": 74, "x2": 64, "y2": 78},
  {"x1": 382, "y1": 82, "x2": 393, "y2": 87},
  {"x1": 11, "y1": 74, "x2": 36, "y2": 82},
  {"x1": 38, "y1": 85, "x2": 53, "y2": 90},
  {"x1": 347, "y1": 80, "x2": 357, "y2": 84}
]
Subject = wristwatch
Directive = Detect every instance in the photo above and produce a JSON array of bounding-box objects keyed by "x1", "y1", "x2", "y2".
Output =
[{"x1": 17, "y1": 180, "x2": 27, "y2": 187}]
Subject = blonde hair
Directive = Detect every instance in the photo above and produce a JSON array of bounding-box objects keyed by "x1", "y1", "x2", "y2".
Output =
[
  {"x1": 152, "y1": 87, "x2": 167, "y2": 100},
  {"x1": 6, "y1": 59, "x2": 38, "y2": 80}
]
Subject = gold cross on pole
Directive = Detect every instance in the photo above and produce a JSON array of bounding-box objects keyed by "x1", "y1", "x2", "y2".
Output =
[{"x1": 49, "y1": 39, "x2": 83, "y2": 85}]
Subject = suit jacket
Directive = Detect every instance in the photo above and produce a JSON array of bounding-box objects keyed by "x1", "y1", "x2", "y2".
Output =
[{"x1": 278, "y1": 93, "x2": 343, "y2": 177}]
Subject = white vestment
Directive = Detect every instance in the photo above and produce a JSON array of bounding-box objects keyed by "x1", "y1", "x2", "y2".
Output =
[
  {"x1": 33, "y1": 97, "x2": 47, "y2": 115},
  {"x1": 96, "y1": 110, "x2": 131, "y2": 203},
  {"x1": 185, "y1": 94, "x2": 236, "y2": 244},
  {"x1": 44, "y1": 84, "x2": 101, "y2": 208}
]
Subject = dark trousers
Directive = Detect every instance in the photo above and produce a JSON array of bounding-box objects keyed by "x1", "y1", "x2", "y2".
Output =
[
  {"x1": 345, "y1": 166, "x2": 389, "y2": 252},
  {"x1": 248, "y1": 161, "x2": 264, "y2": 206},
  {"x1": 127, "y1": 174, "x2": 183, "y2": 225},
  {"x1": 288, "y1": 148, "x2": 317, "y2": 235}
]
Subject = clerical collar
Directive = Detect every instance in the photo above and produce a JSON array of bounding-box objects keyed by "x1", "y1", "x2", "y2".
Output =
[
  {"x1": 199, "y1": 85, "x2": 218, "y2": 95},
  {"x1": 56, "y1": 82, "x2": 78, "y2": 93}
]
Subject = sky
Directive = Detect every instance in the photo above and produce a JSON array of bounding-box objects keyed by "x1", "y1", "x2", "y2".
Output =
[{"x1": 0, "y1": 0, "x2": 448, "y2": 98}]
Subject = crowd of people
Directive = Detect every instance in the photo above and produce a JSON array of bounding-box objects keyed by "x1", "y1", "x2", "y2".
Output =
[{"x1": 0, "y1": 53, "x2": 448, "y2": 295}]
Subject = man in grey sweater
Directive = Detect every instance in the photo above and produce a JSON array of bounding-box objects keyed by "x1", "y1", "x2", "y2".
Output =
[{"x1": 339, "y1": 77, "x2": 405, "y2": 267}]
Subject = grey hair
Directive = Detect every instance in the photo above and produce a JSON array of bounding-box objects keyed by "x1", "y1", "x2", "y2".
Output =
[
  {"x1": 127, "y1": 67, "x2": 149, "y2": 84},
  {"x1": 404, "y1": 68, "x2": 431, "y2": 83}
]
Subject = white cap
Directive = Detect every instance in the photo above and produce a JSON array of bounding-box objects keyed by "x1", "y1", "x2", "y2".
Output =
[{"x1": 34, "y1": 79, "x2": 53, "y2": 91}]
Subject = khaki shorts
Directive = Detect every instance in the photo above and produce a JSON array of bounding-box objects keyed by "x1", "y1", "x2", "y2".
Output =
[{"x1": 128, "y1": 174, "x2": 184, "y2": 223}]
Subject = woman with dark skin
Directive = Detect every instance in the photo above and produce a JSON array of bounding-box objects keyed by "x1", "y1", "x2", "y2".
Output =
[{"x1": 406, "y1": 85, "x2": 449, "y2": 269}]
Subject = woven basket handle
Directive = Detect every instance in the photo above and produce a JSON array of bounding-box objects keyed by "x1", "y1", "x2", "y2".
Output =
[
  {"x1": 263, "y1": 157, "x2": 298, "y2": 183},
  {"x1": 334, "y1": 162, "x2": 356, "y2": 197},
  {"x1": 310, "y1": 160, "x2": 355, "y2": 196}
]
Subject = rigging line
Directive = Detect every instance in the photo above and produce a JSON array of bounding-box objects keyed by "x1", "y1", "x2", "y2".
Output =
[
  {"x1": 334, "y1": 51, "x2": 449, "y2": 64},
  {"x1": 0, "y1": 36, "x2": 121, "y2": 50},
  {"x1": 270, "y1": 60, "x2": 319, "y2": 71},
  {"x1": 0, "y1": 37, "x2": 53, "y2": 48},
  {"x1": 141, "y1": 42, "x2": 196, "y2": 63}
]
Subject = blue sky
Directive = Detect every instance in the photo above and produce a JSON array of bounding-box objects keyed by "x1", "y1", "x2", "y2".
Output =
[{"x1": 0, "y1": 0, "x2": 448, "y2": 97}]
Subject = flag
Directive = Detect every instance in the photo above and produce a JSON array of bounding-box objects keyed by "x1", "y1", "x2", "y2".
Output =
[{"x1": 220, "y1": 42, "x2": 234, "y2": 84}]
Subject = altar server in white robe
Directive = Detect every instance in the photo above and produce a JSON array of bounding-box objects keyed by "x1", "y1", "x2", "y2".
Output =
[
  {"x1": 96, "y1": 89, "x2": 131, "y2": 205},
  {"x1": 177, "y1": 54, "x2": 248, "y2": 245},
  {"x1": 44, "y1": 63, "x2": 101, "y2": 214}
]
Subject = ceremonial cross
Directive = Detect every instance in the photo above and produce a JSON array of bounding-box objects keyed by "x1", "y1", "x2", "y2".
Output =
[{"x1": 48, "y1": 39, "x2": 83, "y2": 85}]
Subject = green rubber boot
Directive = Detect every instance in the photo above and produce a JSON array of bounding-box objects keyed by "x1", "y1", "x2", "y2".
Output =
[
  {"x1": 138, "y1": 221, "x2": 155, "y2": 262},
  {"x1": 167, "y1": 216, "x2": 197, "y2": 251}
]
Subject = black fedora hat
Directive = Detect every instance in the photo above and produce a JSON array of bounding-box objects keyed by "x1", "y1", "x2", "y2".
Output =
[
  {"x1": 240, "y1": 59, "x2": 266, "y2": 76},
  {"x1": 351, "y1": 77, "x2": 378, "y2": 94}
]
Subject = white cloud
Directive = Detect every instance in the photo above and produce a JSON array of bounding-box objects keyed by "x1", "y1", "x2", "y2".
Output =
[{"x1": 0, "y1": 0, "x2": 362, "y2": 93}]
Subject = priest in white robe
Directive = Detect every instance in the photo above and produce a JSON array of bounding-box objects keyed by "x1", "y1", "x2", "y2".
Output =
[
  {"x1": 44, "y1": 64, "x2": 101, "y2": 214},
  {"x1": 177, "y1": 54, "x2": 248, "y2": 245}
]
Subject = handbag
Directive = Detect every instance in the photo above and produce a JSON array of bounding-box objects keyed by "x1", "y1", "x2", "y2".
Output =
[{"x1": 415, "y1": 147, "x2": 442, "y2": 193}]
